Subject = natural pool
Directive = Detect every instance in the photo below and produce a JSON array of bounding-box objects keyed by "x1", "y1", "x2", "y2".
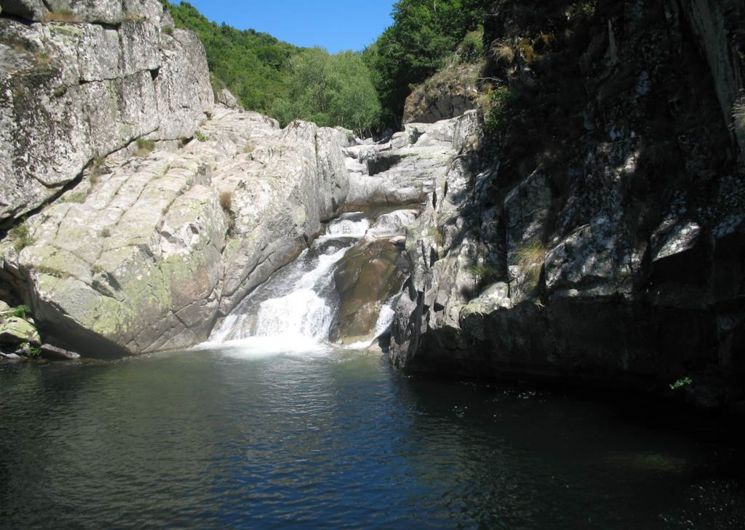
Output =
[{"x1": 1, "y1": 346, "x2": 744, "y2": 529}]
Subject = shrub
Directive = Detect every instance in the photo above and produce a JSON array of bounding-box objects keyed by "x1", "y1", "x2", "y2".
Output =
[
  {"x1": 135, "y1": 138, "x2": 155, "y2": 157},
  {"x1": 491, "y1": 41, "x2": 515, "y2": 65},
  {"x1": 9, "y1": 224, "x2": 34, "y2": 252},
  {"x1": 100, "y1": 227, "x2": 112, "y2": 238},
  {"x1": 515, "y1": 239, "x2": 547, "y2": 269},
  {"x1": 12, "y1": 305, "x2": 31, "y2": 319},
  {"x1": 483, "y1": 86, "x2": 515, "y2": 136},
  {"x1": 457, "y1": 27, "x2": 484, "y2": 64},
  {"x1": 194, "y1": 131, "x2": 209, "y2": 142},
  {"x1": 468, "y1": 263, "x2": 500, "y2": 286}
]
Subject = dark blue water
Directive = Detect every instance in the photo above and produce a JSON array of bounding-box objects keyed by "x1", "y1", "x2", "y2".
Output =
[{"x1": 1, "y1": 348, "x2": 744, "y2": 529}]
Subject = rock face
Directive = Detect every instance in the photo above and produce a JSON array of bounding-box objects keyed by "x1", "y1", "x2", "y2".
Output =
[
  {"x1": 403, "y1": 62, "x2": 481, "y2": 124},
  {"x1": 0, "y1": 0, "x2": 213, "y2": 225},
  {"x1": 0, "y1": 108, "x2": 351, "y2": 356},
  {"x1": 389, "y1": 1, "x2": 745, "y2": 398},
  {"x1": 343, "y1": 111, "x2": 482, "y2": 207}
]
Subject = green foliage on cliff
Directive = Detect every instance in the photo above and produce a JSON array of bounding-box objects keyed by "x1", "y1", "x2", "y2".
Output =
[
  {"x1": 364, "y1": 0, "x2": 490, "y2": 128},
  {"x1": 271, "y1": 49, "x2": 381, "y2": 133}
]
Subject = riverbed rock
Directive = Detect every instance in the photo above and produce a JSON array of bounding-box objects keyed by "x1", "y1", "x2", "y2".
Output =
[
  {"x1": 39, "y1": 343, "x2": 80, "y2": 361},
  {"x1": 0, "y1": 0, "x2": 213, "y2": 225},
  {"x1": 332, "y1": 238, "x2": 409, "y2": 344}
]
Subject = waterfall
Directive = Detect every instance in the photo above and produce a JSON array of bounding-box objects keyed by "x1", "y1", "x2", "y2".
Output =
[{"x1": 204, "y1": 213, "x2": 370, "y2": 351}]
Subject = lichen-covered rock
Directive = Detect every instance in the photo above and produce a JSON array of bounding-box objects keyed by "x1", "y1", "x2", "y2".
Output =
[
  {"x1": 0, "y1": 316, "x2": 40, "y2": 346},
  {"x1": 0, "y1": 0, "x2": 213, "y2": 225},
  {"x1": 0, "y1": 0, "x2": 163, "y2": 24},
  {"x1": 0, "y1": 108, "x2": 351, "y2": 356}
]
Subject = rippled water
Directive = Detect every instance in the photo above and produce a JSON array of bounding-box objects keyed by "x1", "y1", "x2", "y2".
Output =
[{"x1": 1, "y1": 349, "x2": 744, "y2": 529}]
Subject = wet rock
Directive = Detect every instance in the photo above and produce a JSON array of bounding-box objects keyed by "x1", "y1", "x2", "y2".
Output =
[
  {"x1": 39, "y1": 344, "x2": 80, "y2": 361},
  {"x1": 367, "y1": 210, "x2": 419, "y2": 238},
  {"x1": 0, "y1": 352, "x2": 24, "y2": 362},
  {"x1": 332, "y1": 239, "x2": 409, "y2": 344}
]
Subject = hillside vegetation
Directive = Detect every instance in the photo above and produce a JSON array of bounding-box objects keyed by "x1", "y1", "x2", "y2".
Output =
[
  {"x1": 164, "y1": 1, "x2": 380, "y2": 133},
  {"x1": 164, "y1": 1, "x2": 489, "y2": 131}
]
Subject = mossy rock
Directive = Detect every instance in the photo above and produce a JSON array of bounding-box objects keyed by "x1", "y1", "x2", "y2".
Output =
[{"x1": 0, "y1": 317, "x2": 41, "y2": 347}]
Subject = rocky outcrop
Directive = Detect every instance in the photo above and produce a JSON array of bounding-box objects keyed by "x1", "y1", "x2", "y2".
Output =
[
  {"x1": 403, "y1": 62, "x2": 481, "y2": 124},
  {"x1": 389, "y1": 1, "x2": 745, "y2": 401},
  {"x1": 0, "y1": 108, "x2": 351, "y2": 356},
  {"x1": 0, "y1": 0, "x2": 213, "y2": 225},
  {"x1": 216, "y1": 87, "x2": 242, "y2": 110},
  {"x1": 344, "y1": 111, "x2": 482, "y2": 207}
]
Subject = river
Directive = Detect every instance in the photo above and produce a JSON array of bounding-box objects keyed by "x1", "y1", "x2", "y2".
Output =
[
  {"x1": 2, "y1": 213, "x2": 745, "y2": 528},
  {"x1": 2, "y1": 348, "x2": 744, "y2": 529}
]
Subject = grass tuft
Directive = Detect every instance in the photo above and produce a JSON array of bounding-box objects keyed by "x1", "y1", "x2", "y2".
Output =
[
  {"x1": 9, "y1": 224, "x2": 34, "y2": 252},
  {"x1": 43, "y1": 10, "x2": 79, "y2": 23},
  {"x1": 135, "y1": 138, "x2": 155, "y2": 157}
]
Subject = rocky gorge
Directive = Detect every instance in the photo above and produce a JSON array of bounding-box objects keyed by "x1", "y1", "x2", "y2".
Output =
[{"x1": 0, "y1": 0, "x2": 744, "y2": 410}]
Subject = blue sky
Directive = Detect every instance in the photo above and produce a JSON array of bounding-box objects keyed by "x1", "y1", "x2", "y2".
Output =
[{"x1": 172, "y1": 1, "x2": 396, "y2": 53}]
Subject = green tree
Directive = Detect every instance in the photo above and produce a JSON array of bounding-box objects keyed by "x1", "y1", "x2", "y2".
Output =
[
  {"x1": 272, "y1": 49, "x2": 381, "y2": 134},
  {"x1": 364, "y1": 0, "x2": 490, "y2": 128}
]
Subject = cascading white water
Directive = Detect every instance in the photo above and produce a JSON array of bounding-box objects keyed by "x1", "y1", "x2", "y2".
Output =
[
  {"x1": 204, "y1": 214, "x2": 370, "y2": 351},
  {"x1": 249, "y1": 246, "x2": 349, "y2": 341}
]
